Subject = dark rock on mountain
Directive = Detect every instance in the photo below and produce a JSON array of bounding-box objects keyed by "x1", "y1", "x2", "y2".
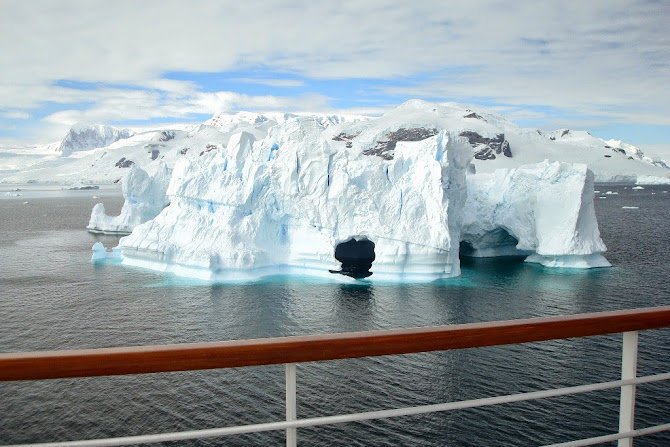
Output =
[
  {"x1": 464, "y1": 112, "x2": 486, "y2": 121},
  {"x1": 115, "y1": 157, "x2": 134, "y2": 168},
  {"x1": 459, "y1": 131, "x2": 512, "y2": 160},
  {"x1": 363, "y1": 128, "x2": 438, "y2": 160}
]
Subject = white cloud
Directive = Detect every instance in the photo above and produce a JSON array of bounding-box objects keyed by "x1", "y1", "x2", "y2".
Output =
[
  {"x1": 233, "y1": 78, "x2": 305, "y2": 88},
  {"x1": 0, "y1": 0, "x2": 669, "y2": 142},
  {"x1": 1, "y1": 111, "x2": 30, "y2": 120}
]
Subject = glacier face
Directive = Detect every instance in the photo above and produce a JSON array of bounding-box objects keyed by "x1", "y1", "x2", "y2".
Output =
[{"x1": 94, "y1": 100, "x2": 611, "y2": 282}]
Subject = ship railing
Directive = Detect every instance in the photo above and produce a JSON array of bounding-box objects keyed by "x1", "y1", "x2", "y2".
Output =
[{"x1": 1, "y1": 306, "x2": 670, "y2": 447}]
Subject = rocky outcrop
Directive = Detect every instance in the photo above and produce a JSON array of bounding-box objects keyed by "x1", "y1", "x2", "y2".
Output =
[
  {"x1": 459, "y1": 131, "x2": 512, "y2": 160},
  {"x1": 363, "y1": 128, "x2": 439, "y2": 160}
]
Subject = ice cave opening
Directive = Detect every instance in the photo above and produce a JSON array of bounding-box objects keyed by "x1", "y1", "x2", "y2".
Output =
[
  {"x1": 330, "y1": 237, "x2": 376, "y2": 279},
  {"x1": 460, "y1": 228, "x2": 526, "y2": 258}
]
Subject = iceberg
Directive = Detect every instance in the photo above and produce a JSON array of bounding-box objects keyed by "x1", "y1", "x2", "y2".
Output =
[
  {"x1": 91, "y1": 242, "x2": 122, "y2": 261},
  {"x1": 461, "y1": 161, "x2": 610, "y2": 268},
  {"x1": 118, "y1": 120, "x2": 472, "y2": 281},
  {"x1": 87, "y1": 162, "x2": 171, "y2": 235},
  {"x1": 93, "y1": 100, "x2": 610, "y2": 282}
]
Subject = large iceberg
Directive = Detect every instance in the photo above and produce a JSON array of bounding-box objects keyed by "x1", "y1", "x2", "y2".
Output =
[
  {"x1": 118, "y1": 122, "x2": 472, "y2": 281},
  {"x1": 95, "y1": 100, "x2": 610, "y2": 282},
  {"x1": 87, "y1": 162, "x2": 171, "y2": 235}
]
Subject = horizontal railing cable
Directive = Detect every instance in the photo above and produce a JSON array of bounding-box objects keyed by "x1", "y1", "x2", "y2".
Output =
[
  {"x1": 543, "y1": 423, "x2": 670, "y2": 447},
  {"x1": 5, "y1": 372, "x2": 670, "y2": 447}
]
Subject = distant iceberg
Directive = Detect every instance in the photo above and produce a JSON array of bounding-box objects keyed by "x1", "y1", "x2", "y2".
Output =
[{"x1": 94, "y1": 100, "x2": 610, "y2": 282}]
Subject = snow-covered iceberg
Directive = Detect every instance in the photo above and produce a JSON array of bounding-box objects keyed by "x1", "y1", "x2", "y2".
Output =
[
  {"x1": 118, "y1": 120, "x2": 472, "y2": 281},
  {"x1": 461, "y1": 161, "x2": 610, "y2": 268},
  {"x1": 87, "y1": 162, "x2": 171, "y2": 235},
  {"x1": 92, "y1": 100, "x2": 611, "y2": 282}
]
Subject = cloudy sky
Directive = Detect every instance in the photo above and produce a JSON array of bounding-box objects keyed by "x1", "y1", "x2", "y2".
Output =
[{"x1": 1, "y1": 0, "x2": 669, "y2": 151}]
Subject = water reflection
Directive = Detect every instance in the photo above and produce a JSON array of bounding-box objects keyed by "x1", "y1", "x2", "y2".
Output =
[{"x1": 333, "y1": 283, "x2": 376, "y2": 332}]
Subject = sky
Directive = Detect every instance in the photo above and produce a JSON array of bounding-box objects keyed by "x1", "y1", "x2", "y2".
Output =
[{"x1": 1, "y1": 0, "x2": 669, "y2": 154}]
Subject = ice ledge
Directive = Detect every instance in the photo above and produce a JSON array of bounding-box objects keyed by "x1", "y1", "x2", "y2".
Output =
[{"x1": 524, "y1": 253, "x2": 611, "y2": 269}]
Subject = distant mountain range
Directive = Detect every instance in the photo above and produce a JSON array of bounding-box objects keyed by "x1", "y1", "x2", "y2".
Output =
[{"x1": 0, "y1": 100, "x2": 668, "y2": 185}]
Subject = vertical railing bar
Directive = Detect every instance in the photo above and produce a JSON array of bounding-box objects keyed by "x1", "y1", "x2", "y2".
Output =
[
  {"x1": 286, "y1": 363, "x2": 297, "y2": 447},
  {"x1": 618, "y1": 331, "x2": 638, "y2": 447}
]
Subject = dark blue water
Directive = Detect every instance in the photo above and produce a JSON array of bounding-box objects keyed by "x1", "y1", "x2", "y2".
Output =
[{"x1": 0, "y1": 186, "x2": 669, "y2": 446}]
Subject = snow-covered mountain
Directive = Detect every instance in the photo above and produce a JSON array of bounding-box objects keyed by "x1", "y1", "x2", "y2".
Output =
[
  {"x1": 56, "y1": 124, "x2": 133, "y2": 157},
  {"x1": 0, "y1": 101, "x2": 668, "y2": 185}
]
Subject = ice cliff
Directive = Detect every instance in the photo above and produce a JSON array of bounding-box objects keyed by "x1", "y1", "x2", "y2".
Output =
[
  {"x1": 88, "y1": 162, "x2": 171, "y2": 235},
  {"x1": 95, "y1": 100, "x2": 610, "y2": 282},
  {"x1": 461, "y1": 161, "x2": 610, "y2": 268}
]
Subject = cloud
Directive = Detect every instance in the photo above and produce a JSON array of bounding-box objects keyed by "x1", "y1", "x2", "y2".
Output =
[
  {"x1": 233, "y1": 78, "x2": 305, "y2": 88},
  {"x1": 2, "y1": 111, "x2": 30, "y2": 120},
  {"x1": 0, "y1": 0, "x2": 669, "y2": 143}
]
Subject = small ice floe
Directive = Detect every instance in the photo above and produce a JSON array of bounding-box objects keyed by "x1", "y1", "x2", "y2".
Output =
[
  {"x1": 605, "y1": 191, "x2": 618, "y2": 195},
  {"x1": 92, "y1": 195, "x2": 98, "y2": 199},
  {"x1": 621, "y1": 206, "x2": 639, "y2": 210},
  {"x1": 594, "y1": 190, "x2": 600, "y2": 193},
  {"x1": 91, "y1": 242, "x2": 122, "y2": 261},
  {"x1": 664, "y1": 191, "x2": 668, "y2": 194},
  {"x1": 3, "y1": 192, "x2": 21, "y2": 197},
  {"x1": 22, "y1": 201, "x2": 29, "y2": 204},
  {"x1": 599, "y1": 196, "x2": 607, "y2": 199},
  {"x1": 632, "y1": 186, "x2": 645, "y2": 190}
]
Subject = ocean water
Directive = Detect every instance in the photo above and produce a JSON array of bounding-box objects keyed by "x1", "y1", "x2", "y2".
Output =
[{"x1": 0, "y1": 185, "x2": 669, "y2": 446}]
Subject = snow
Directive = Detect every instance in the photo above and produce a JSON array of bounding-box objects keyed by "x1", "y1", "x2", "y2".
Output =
[
  {"x1": 98, "y1": 101, "x2": 611, "y2": 281},
  {"x1": 87, "y1": 162, "x2": 171, "y2": 235},
  {"x1": 631, "y1": 186, "x2": 645, "y2": 190}
]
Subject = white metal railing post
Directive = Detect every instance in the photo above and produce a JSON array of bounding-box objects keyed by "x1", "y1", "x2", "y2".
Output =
[
  {"x1": 618, "y1": 331, "x2": 639, "y2": 447},
  {"x1": 286, "y1": 363, "x2": 297, "y2": 447}
]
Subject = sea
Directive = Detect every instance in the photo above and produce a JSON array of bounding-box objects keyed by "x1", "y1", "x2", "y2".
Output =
[{"x1": 0, "y1": 185, "x2": 669, "y2": 446}]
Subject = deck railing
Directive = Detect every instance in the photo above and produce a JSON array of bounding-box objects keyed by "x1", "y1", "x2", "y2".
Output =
[{"x1": 2, "y1": 306, "x2": 670, "y2": 446}]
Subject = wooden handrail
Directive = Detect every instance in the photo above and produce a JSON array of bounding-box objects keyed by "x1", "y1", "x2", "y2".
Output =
[{"x1": 2, "y1": 306, "x2": 670, "y2": 381}]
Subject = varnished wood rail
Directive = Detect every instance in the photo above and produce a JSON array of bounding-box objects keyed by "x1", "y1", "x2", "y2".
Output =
[{"x1": 2, "y1": 306, "x2": 670, "y2": 381}]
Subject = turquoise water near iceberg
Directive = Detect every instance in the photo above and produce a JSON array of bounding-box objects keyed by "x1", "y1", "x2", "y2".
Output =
[{"x1": 0, "y1": 185, "x2": 669, "y2": 445}]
